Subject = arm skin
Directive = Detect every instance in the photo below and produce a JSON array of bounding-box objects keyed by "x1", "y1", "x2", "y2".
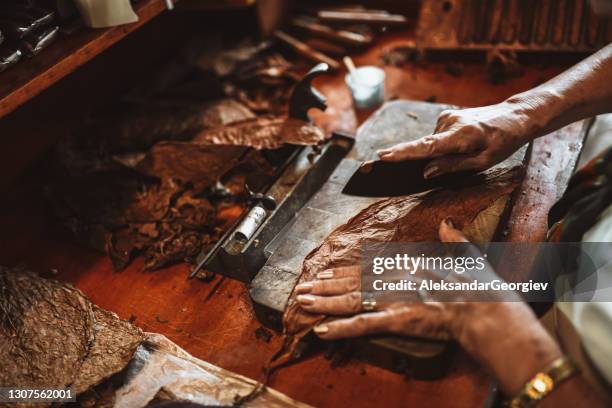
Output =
[
  {"x1": 295, "y1": 221, "x2": 607, "y2": 406},
  {"x1": 377, "y1": 44, "x2": 612, "y2": 178},
  {"x1": 518, "y1": 42, "x2": 612, "y2": 137}
]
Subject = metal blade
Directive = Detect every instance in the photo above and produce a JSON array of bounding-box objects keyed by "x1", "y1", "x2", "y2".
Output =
[{"x1": 341, "y1": 159, "x2": 477, "y2": 197}]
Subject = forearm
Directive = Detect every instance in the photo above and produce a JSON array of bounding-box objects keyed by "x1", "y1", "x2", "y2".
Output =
[
  {"x1": 460, "y1": 302, "x2": 608, "y2": 406},
  {"x1": 457, "y1": 303, "x2": 562, "y2": 395},
  {"x1": 505, "y1": 44, "x2": 612, "y2": 140}
]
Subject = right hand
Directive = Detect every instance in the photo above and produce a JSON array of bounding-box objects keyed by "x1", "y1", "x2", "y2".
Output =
[
  {"x1": 377, "y1": 101, "x2": 537, "y2": 178},
  {"x1": 296, "y1": 219, "x2": 562, "y2": 396}
]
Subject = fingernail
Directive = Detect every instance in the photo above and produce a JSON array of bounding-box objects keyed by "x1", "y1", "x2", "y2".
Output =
[
  {"x1": 377, "y1": 149, "x2": 391, "y2": 156},
  {"x1": 297, "y1": 294, "x2": 316, "y2": 305},
  {"x1": 314, "y1": 325, "x2": 328, "y2": 334},
  {"x1": 423, "y1": 165, "x2": 440, "y2": 179},
  {"x1": 295, "y1": 283, "x2": 313, "y2": 294},
  {"x1": 317, "y1": 271, "x2": 334, "y2": 280},
  {"x1": 444, "y1": 218, "x2": 455, "y2": 228}
]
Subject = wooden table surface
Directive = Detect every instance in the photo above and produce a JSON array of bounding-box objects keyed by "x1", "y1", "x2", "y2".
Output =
[{"x1": 0, "y1": 31, "x2": 583, "y2": 407}]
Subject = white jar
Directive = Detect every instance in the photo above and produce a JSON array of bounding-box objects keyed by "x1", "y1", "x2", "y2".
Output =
[{"x1": 73, "y1": 0, "x2": 139, "y2": 28}]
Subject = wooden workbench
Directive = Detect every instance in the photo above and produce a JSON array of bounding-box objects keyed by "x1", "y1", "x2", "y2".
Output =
[{"x1": 0, "y1": 29, "x2": 585, "y2": 407}]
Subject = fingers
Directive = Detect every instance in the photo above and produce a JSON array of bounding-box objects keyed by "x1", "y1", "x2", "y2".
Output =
[
  {"x1": 313, "y1": 305, "x2": 453, "y2": 341},
  {"x1": 438, "y1": 218, "x2": 469, "y2": 243},
  {"x1": 313, "y1": 310, "x2": 398, "y2": 339},
  {"x1": 377, "y1": 131, "x2": 459, "y2": 162},
  {"x1": 295, "y1": 276, "x2": 360, "y2": 296},
  {"x1": 423, "y1": 152, "x2": 490, "y2": 178},
  {"x1": 315, "y1": 265, "x2": 360, "y2": 280},
  {"x1": 297, "y1": 291, "x2": 362, "y2": 315}
]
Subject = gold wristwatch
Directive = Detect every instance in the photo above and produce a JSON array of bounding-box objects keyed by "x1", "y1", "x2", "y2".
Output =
[{"x1": 509, "y1": 356, "x2": 579, "y2": 408}]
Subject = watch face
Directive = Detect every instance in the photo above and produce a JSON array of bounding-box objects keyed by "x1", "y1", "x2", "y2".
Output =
[{"x1": 527, "y1": 373, "x2": 554, "y2": 399}]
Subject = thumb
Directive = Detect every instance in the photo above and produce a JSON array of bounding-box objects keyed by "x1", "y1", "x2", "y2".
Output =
[{"x1": 438, "y1": 218, "x2": 469, "y2": 243}]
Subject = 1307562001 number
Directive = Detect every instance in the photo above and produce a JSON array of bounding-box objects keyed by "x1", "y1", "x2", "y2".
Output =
[{"x1": 0, "y1": 388, "x2": 75, "y2": 403}]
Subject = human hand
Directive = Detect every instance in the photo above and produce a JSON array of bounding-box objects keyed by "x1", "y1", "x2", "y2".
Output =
[
  {"x1": 294, "y1": 219, "x2": 561, "y2": 395},
  {"x1": 376, "y1": 101, "x2": 537, "y2": 178},
  {"x1": 294, "y1": 219, "x2": 491, "y2": 341}
]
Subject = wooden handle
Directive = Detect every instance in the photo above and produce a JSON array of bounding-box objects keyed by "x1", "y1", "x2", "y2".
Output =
[
  {"x1": 318, "y1": 10, "x2": 407, "y2": 26},
  {"x1": 292, "y1": 16, "x2": 372, "y2": 46},
  {"x1": 274, "y1": 30, "x2": 340, "y2": 71},
  {"x1": 342, "y1": 56, "x2": 357, "y2": 75}
]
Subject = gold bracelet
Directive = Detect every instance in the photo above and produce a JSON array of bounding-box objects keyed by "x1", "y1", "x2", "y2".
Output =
[{"x1": 509, "y1": 356, "x2": 579, "y2": 408}]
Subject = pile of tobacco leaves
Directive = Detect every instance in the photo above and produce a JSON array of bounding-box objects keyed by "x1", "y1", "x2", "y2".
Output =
[
  {"x1": 0, "y1": 266, "x2": 144, "y2": 393},
  {"x1": 0, "y1": 267, "x2": 305, "y2": 407},
  {"x1": 45, "y1": 38, "x2": 324, "y2": 271}
]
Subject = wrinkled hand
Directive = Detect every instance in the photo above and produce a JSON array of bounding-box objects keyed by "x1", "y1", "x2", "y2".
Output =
[
  {"x1": 377, "y1": 102, "x2": 536, "y2": 178},
  {"x1": 294, "y1": 219, "x2": 475, "y2": 341},
  {"x1": 295, "y1": 219, "x2": 561, "y2": 395}
]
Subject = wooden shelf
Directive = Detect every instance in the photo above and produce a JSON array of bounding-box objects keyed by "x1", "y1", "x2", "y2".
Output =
[{"x1": 0, "y1": 0, "x2": 169, "y2": 119}]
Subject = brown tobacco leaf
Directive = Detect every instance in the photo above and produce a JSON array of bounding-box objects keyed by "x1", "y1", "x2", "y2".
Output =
[
  {"x1": 127, "y1": 143, "x2": 246, "y2": 190},
  {"x1": 173, "y1": 190, "x2": 217, "y2": 228},
  {"x1": 222, "y1": 51, "x2": 300, "y2": 115},
  {"x1": 56, "y1": 99, "x2": 255, "y2": 175},
  {"x1": 104, "y1": 187, "x2": 217, "y2": 271},
  {"x1": 109, "y1": 333, "x2": 311, "y2": 407},
  {"x1": 282, "y1": 167, "x2": 523, "y2": 346},
  {"x1": 0, "y1": 266, "x2": 144, "y2": 397},
  {"x1": 223, "y1": 149, "x2": 277, "y2": 194},
  {"x1": 49, "y1": 176, "x2": 184, "y2": 230},
  {"x1": 49, "y1": 96, "x2": 324, "y2": 271},
  {"x1": 142, "y1": 228, "x2": 217, "y2": 271},
  {"x1": 192, "y1": 116, "x2": 326, "y2": 149},
  {"x1": 49, "y1": 176, "x2": 218, "y2": 271},
  {"x1": 126, "y1": 116, "x2": 325, "y2": 187}
]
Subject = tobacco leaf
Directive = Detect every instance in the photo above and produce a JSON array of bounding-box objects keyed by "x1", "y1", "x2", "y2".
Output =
[
  {"x1": 49, "y1": 175, "x2": 182, "y2": 229},
  {"x1": 223, "y1": 150, "x2": 277, "y2": 194},
  {"x1": 192, "y1": 116, "x2": 325, "y2": 149},
  {"x1": 48, "y1": 175, "x2": 218, "y2": 271},
  {"x1": 282, "y1": 167, "x2": 523, "y2": 351},
  {"x1": 0, "y1": 266, "x2": 144, "y2": 399},
  {"x1": 109, "y1": 333, "x2": 311, "y2": 408},
  {"x1": 223, "y1": 53, "x2": 300, "y2": 115},
  {"x1": 56, "y1": 99, "x2": 255, "y2": 176},
  {"x1": 122, "y1": 116, "x2": 324, "y2": 188},
  {"x1": 49, "y1": 89, "x2": 325, "y2": 270},
  {"x1": 48, "y1": 98, "x2": 265, "y2": 271},
  {"x1": 142, "y1": 228, "x2": 216, "y2": 271},
  {"x1": 173, "y1": 190, "x2": 218, "y2": 228},
  {"x1": 193, "y1": 39, "x2": 299, "y2": 114},
  {"x1": 124, "y1": 144, "x2": 246, "y2": 190},
  {"x1": 106, "y1": 227, "x2": 145, "y2": 271}
]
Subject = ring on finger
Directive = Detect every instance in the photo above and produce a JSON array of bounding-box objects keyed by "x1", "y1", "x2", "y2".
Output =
[{"x1": 361, "y1": 293, "x2": 377, "y2": 312}]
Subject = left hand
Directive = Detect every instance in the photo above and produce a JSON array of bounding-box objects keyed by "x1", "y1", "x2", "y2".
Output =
[
  {"x1": 294, "y1": 218, "x2": 476, "y2": 341},
  {"x1": 294, "y1": 219, "x2": 562, "y2": 395}
]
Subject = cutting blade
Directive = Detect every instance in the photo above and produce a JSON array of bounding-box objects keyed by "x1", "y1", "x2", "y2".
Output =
[{"x1": 341, "y1": 159, "x2": 478, "y2": 197}]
